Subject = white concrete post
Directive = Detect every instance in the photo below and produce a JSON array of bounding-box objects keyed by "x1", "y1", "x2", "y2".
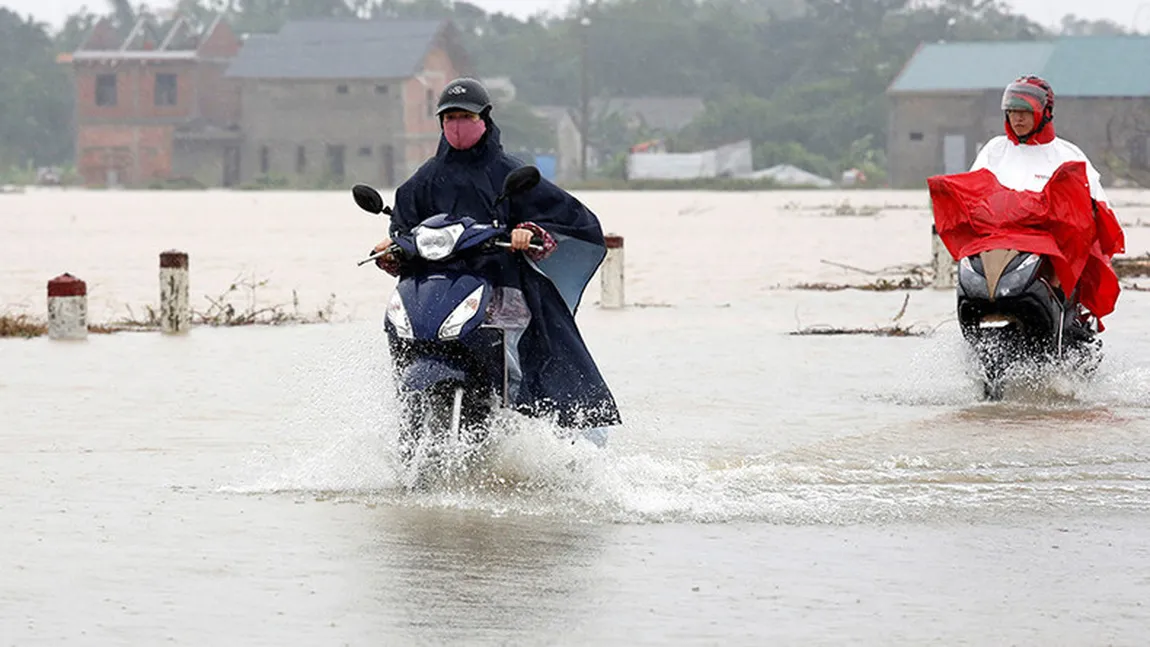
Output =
[
  {"x1": 47, "y1": 273, "x2": 88, "y2": 340},
  {"x1": 931, "y1": 225, "x2": 956, "y2": 289},
  {"x1": 600, "y1": 234, "x2": 625, "y2": 309},
  {"x1": 160, "y1": 250, "x2": 190, "y2": 334}
]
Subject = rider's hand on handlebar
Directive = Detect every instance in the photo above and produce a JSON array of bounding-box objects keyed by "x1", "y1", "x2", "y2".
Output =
[
  {"x1": 511, "y1": 222, "x2": 557, "y2": 262},
  {"x1": 371, "y1": 237, "x2": 401, "y2": 276},
  {"x1": 508, "y1": 228, "x2": 533, "y2": 251}
]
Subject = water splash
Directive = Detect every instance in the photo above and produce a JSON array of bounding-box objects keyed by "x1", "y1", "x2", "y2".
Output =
[
  {"x1": 226, "y1": 322, "x2": 404, "y2": 493},
  {"x1": 225, "y1": 396, "x2": 1150, "y2": 526},
  {"x1": 879, "y1": 326, "x2": 1150, "y2": 410},
  {"x1": 222, "y1": 322, "x2": 1150, "y2": 526}
]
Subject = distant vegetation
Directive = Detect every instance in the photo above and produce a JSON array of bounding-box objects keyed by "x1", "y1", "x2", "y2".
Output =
[{"x1": 0, "y1": 1, "x2": 1133, "y2": 185}]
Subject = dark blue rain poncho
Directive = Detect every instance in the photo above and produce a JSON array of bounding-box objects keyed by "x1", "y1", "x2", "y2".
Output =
[{"x1": 388, "y1": 116, "x2": 621, "y2": 429}]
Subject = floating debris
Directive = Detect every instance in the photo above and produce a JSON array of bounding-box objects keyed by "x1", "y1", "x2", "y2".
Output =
[
  {"x1": 0, "y1": 314, "x2": 48, "y2": 338},
  {"x1": 791, "y1": 294, "x2": 929, "y2": 337},
  {"x1": 1113, "y1": 254, "x2": 1150, "y2": 278}
]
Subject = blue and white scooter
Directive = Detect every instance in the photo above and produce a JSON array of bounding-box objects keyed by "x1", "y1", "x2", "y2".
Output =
[{"x1": 354, "y1": 167, "x2": 546, "y2": 470}]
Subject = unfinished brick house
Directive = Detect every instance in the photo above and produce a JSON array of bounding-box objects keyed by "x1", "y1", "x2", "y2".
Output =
[
  {"x1": 61, "y1": 15, "x2": 243, "y2": 187},
  {"x1": 224, "y1": 19, "x2": 472, "y2": 187}
]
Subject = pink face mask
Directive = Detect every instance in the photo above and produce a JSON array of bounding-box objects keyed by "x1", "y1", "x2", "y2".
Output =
[{"x1": 444, "y1": 118, "x2": 487, "y2": 150}]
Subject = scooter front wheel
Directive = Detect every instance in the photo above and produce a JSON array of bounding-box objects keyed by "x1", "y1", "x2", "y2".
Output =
[
  {"x1": 974, "y1": 326, "x2": 1018, "y2": 402},
  {"x1": 398, "y1": 382, "x2": 496, "y2": 488},
  {"x1": 982, "y1": 376, "x2": 1005, "y2": 401},
  {"x1": 399, "y1": 383, "x2": 463, "y2": 454}
]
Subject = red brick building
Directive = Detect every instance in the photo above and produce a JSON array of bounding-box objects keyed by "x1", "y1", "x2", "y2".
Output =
[
  {"x1": 63, "y1": 16, "x2": 473, "y2": 188},
  {"x1": 62, "y1": 15, "x2": 242, "y2": 187}
]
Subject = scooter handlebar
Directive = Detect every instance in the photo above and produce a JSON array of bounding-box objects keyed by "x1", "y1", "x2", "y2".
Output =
[
  {"x1": 492, "y1": 238, "x2": 545, "y2": 252},
  {"x1": 357, "y1": 243, "x2": 405, "y2": 267},
  {"x1": 357, "y1": 235, "x2": 542, "y2": 267}
]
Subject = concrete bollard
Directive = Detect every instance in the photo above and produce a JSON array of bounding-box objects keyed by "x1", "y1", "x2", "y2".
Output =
[
  {"x1": 931, "y1": 225, "x2": 957, "y2": 290},
  {"x1": 600, "y1": 234, "x2": 625, "y2": 309},
  {"x1": 160, "y1": 250, "x2": 190, "y2": 334},
  {"x1": 47, "y1": 273, "x2": 88, "y2": 340}
]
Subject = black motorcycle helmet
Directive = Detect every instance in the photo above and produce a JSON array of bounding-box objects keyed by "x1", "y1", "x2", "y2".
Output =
[{"x1": 435, "y1": 77, "x2": 492, "y2": 118}]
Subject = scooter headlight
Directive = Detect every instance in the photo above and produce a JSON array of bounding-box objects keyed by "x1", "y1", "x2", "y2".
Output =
[
  {"x1": 414, "y1": 223, "x2": 465, "y2": 261},
  {"x1": 994, "y1": 253, "x2": 1041, "y2": 299},
  {"x1": 958, "y1": 256, "x2": 988, "y2": 299},
  {"x1": 438, "y1": 286, "x2": 485, "y2": 340},
  {"x1": 386, "y1": 291, "x2": 414, "y2": 339}
]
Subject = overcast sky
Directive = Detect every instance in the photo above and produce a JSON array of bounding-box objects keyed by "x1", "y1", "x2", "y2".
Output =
[{"x1": 2, "y1": 0, "x2": 1148, "y2": 31}]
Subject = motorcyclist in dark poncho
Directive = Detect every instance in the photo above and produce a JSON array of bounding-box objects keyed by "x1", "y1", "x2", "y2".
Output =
[{"x1": 371, "y1": 77, "x2": 621, "y2": 436}]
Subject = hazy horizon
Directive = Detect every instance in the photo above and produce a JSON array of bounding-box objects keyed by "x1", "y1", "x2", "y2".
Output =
[{"x1": 2, "y1": 0, "x2": 1148, "y2": 31}]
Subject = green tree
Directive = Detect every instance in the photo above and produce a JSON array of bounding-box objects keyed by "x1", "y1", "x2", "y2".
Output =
[
  {"x1": 55, "y1": 10, "x2": 98, "y2": 50},
  {"x1": 1060, "y1": 14, "x2": 1128, "y2": 36},
  {"x1": 107, "y1": 0, "x2": 138, "y2": 30},
  {"x1": 0, "y1": 10, "x2": 73, "y2": 169},
  {"x1": 496, "y1": 100, "x2": 558, "y2": 154}
]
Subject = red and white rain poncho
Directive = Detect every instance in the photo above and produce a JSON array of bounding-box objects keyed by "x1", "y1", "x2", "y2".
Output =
[{"x1": 928, "y1": 77, "x2": 1126, "y2": 328}]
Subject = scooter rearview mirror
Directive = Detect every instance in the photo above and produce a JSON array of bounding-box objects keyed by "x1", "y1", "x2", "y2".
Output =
[{"x1": 352, "y1": 184, "x2": 385, "y2": 215}]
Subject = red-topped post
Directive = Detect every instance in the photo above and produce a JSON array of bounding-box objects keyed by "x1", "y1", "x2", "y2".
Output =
[
  {"x1": 47, "y1": 273, "x2": 88, "y2": 340},
  {"x1": 601, "y1": 234, "x2": 624, "y2": 309},
  {"x1": 160, "y1": 250, "x2": 190, "y2": 334}
]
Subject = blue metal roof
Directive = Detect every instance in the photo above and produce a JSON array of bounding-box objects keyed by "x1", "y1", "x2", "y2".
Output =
[
  {"x1": 889, "y1": 37, "x2": 1150, "y2": 97},
  {"x1": 889, "y1": 41, "x2": 1053, "y2": 93},
  {"x1": 226, "y1": 19, "x2": 444, "y2": 80},
  {"x1": 1043, "y1": 37, "x2": 1150, "y2": 96}
]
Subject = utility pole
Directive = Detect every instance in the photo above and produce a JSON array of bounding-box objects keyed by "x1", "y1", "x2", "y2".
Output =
[{"x1": 579, "y1": 0, "x2": 590, "y2": 181}]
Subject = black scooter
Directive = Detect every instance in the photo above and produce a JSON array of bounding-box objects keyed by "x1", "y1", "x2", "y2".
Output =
[{"x1": 956, "y1": 247, "x2": 1100, "y2": 400}]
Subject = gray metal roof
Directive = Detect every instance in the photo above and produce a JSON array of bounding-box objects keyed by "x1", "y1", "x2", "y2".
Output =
[
  {"x1": 889, "y1": 37, "x2": 1150, "y2": 97},
  {"x1": 225, "y1": 19, "x2": 445, "y2": 80}
]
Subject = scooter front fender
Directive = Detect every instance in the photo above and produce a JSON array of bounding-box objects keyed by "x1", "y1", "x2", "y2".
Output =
[{"x1": 401, "y1": 356, "x2": 467, "y2": 392}]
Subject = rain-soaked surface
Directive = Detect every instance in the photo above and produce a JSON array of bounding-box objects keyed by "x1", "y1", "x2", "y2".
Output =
[{"x1": 3, "y1": 188, "x2": 1150, "y2": 645}]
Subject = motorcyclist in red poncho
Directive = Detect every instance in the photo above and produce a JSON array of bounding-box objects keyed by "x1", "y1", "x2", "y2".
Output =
[
  {"x1": 934, "y1": 75, "x2": 1126, "y2": 330},
  {"x1": 928, "y1": 75, "x2": 1128, "y2": 398}
]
